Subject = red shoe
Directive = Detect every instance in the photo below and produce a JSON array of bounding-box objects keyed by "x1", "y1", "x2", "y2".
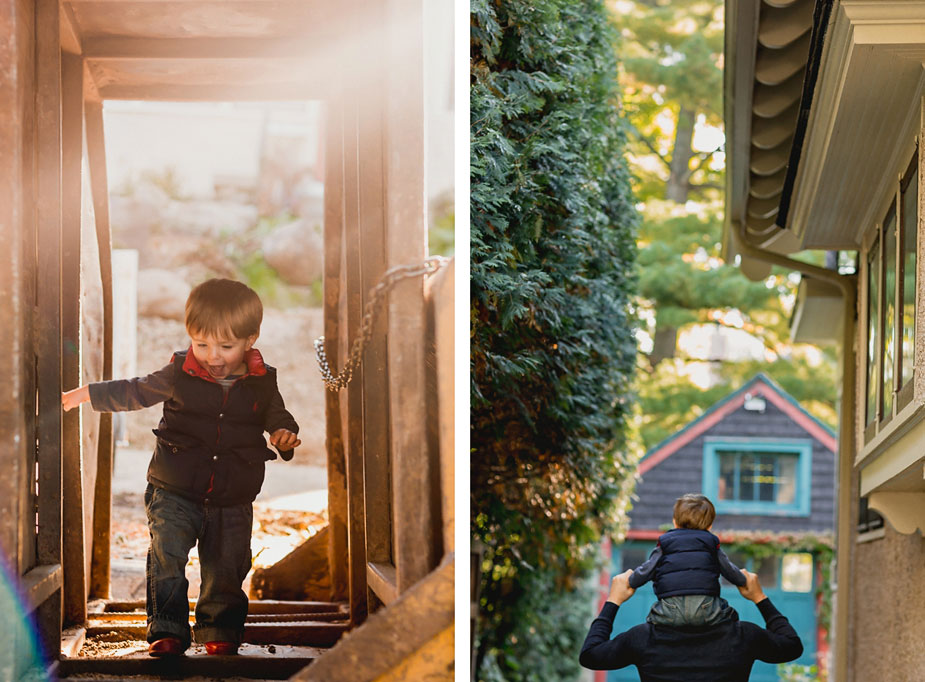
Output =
[
  {"x1": 148, "y1": 637, "x2": 184, "y2": 657},
  {"x1": 205, "y1": 641, "x2": 239, "y2": 656}
]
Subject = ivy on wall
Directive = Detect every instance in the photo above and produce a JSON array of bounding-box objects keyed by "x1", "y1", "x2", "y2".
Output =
[{"x1": 724, "y1": 532, "x2": 835, "y2": 630}]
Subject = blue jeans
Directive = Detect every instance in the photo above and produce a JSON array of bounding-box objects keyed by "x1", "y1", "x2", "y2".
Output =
[
  {"x1": 144, "y1": 483, "x2": 253, "y2": 648},
  {"x1": 646, "y1": 595, "x2": 737, "y2": 627}
]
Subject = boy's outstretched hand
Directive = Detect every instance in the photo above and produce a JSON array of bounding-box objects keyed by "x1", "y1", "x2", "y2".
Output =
[
  {"x1": 62, "y1": 385, "x2": 90, "y2": 412},
  {"x1": 607, "y1": 569, "x2": 636, "y2": 606},
  {"x1": 737, "y1": 569, "x2": 768, "y2": 603},
  {"x1": 269, "y1": 428, "x2": 301, "y2": 452}
]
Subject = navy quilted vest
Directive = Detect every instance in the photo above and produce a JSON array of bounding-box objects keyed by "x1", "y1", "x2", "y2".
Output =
[
  {"x1": 652, "y1": 528, "x2": 723, "y2": 598},
  {"x1": 147, "y1": 350, "x2": 278, "y2": 505}
]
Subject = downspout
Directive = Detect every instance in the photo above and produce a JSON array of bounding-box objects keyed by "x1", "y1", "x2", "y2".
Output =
[{"x1": 733, "y1": 224, "x2": 856, "y2": 682}]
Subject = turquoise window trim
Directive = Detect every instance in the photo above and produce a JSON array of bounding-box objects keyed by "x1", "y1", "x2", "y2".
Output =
[{"x1": 702, "y1": 438, "x2": 812, "y2": 517}]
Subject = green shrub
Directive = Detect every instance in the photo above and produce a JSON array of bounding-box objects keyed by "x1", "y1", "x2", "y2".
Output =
[{"x1": 471, "y1": 0, "x2": 639, "y2": 678}]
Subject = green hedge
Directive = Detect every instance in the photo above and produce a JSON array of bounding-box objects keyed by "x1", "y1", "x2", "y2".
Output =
[{"x1": 471, "y1": 1, "x2": 639, "y2": 679}]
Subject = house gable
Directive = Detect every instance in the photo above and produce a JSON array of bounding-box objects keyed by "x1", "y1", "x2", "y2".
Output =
[{"x1": 628, "y1": 374, "x2": 837, "y2": 536}]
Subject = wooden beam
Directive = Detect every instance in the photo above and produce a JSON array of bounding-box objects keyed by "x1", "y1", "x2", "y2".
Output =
[
  {"x1": 87, "y1": 611, "x2": 347, "y2": 623},
  {"x1": 60, "y1": 51, "x2": 86, "y2": 628},
  {"x1": 83, "y1": 37, "x2": 323, "y2": 61},
  {"x1": 0, "y1": 0, "x2": 31, "y2": 589},
  {"x1": 341, "y1": 90, "x2": 369, "y2": 626},
  {"x1": 85, "y1": 100, "x2": 113, "y2": 601},
  {"x1": 356, "y1": 17, "x2": 393, "y2": 603},
  {"x1": 35, "y1": 0, "x2": 65, "y2": 660},
  {"x1": 293, "y1": 555, "x2": 454, "y2": 682},
  {"x1": 97, "y1": 82, "x2": 330, "y2": 102},
  {"x1": 22, "y1": 564, "x2": 63, "y2": 613},
  {"x1": 383, "y1": 0, "x2": 435, "y2": 594},
  {"x1": 100, "y1": 599, "x2": 347, "y2": 615},
  {"x1": 366, "y1": 563, "x2": 398, "y2": 606},
  {"x1": 425, "y1": 259, "x2": 455, "y2": 556},
  {"x1": 83, "y1": 622, "x2": 348, "y2": 646},
  {"x1": 322, "y1": 99, "x2": 350, "y2": 604},
  {"x1": 60, "y1": 627, "x2": 86, "y2": 658},
  {"x1": 82, "y1": 61, "x2": 101, "y2": 104},
  {"x1": 59, "y1": 3, "x2": 82, "y2": 55}
]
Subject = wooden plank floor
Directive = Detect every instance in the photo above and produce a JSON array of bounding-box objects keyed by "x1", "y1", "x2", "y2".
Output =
[
  {"x1": 59, "y1": 600, "x2": 350, "y2": 679},
  {"x1": 59, "y1": 643, "x2": 323, "y2": 680}
]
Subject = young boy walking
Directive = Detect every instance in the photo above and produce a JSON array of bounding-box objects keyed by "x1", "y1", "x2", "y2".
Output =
[
  {"x1": 62, "y1": 278, "x2": 301, "y2": 657},
  {"x1": 628, "y1": 493, "x2": 746, "y2": 627}
]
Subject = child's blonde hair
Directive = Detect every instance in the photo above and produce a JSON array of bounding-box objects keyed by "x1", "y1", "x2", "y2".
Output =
[
  {"x1": 673, "y1": 493, "x2": 716, "y2": 530},
  {"x1": 185, "y1": 279, "x2": 263, "y2": 340}
]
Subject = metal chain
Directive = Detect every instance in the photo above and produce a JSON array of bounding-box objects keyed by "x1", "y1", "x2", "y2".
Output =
[{"x1": 314, "y1": 256, "x2": 449, "y2": 391}]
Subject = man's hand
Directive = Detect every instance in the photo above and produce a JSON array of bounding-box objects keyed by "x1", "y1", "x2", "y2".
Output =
[
  {"x1": 269, "y1": 428, "x2": 301, "y2": 452},
  {"x1": 607, "y1": 569, "x2": 636, "y2": 606},
  {"x1": 62, "y1": 385, "x2": 90, "y2": 412},
  {"x1": 737, "y1": 569, "x2": 768, "y2": 604}
]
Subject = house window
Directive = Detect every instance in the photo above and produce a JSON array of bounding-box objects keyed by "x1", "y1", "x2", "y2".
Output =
[
  {"x1": 857, "y1": 495, "x2": 884, "y2": 534},
  {"x1": 781, "y1": 553, "x2": 813, "y2": 592},
  {"x1": 864, "y1": 149, "x2": 918, "y2": 438},
  {"x1": 703, "y1": 439, "x2": 812, "y2": 516}
]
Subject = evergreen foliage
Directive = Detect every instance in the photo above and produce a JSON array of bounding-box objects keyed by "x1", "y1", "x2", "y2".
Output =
[{"x1": 471, "y1": 0, "x2": 639, "y2": 679}]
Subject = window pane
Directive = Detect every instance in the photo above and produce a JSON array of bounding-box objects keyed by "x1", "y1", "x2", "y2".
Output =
[
  {"x1": 781, "y1": 553, "x2": 813, "y2": 592},
  {"x1": 739, "y1": 453, "x2": 757, "y2": 501},
  {"x1": 776, "y1": 456, "x2": 797, "y2": 505},
  {"x1": 754, "y1": 555, "x2": 779, "y2": 589},
  {"x1": 883, "y1": 209, "x2": 897, "y2": 419},
  {"x1": 756, "y1": 455, "x2": 775, "y2": 502},
  {"x1": 867, "y1": 237, "x2": 880, "y2": 425},
  {"x1": 719, "y1": 453, "x2": 736, "y2": 501},
  {"x1": 902, "y1": 164, "x2": 917, "y2": 386}
]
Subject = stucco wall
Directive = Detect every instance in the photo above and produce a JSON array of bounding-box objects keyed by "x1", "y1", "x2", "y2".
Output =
[{"x1": 850, "y1": 526, "x2": 925, "y2": 681}]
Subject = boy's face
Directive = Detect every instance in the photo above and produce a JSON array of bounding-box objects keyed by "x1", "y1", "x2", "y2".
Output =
[{"x1": 189, "y1": 332, "x2": 258, "y2": 379}]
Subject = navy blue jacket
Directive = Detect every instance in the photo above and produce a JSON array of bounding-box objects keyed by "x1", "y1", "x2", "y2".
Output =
[
  {"x1": 579, "y1": 598, "x2": 803, "y2": 680},
  {"x1": 628, "y1": 528, "x2": 746, "y2": 598}
]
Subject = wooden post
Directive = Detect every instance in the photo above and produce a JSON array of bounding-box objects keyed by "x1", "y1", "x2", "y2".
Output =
[
  {"x1": 61, "y1": 51, "x2": 87, "y2": 627},
  {"x1": 0, "y1": 5, "x2": 31, "y2": 679},
  {"x1": 35, "y1": 0, "x2": 65, "y2": 660},
  {"x1": 323, "y1": 98, "x2": 349, "y2": 603},
  {"x1": 425, "y1": 259, "x2": 455, "y2": 557},
  {"x1": 85, "y1": 98, "x2": 115, "y2": 600},
  {"x1": 357, "y1": 31, "x2": 395, "y2": 610},
  {"x1": 341, "y1": 90, "x2": 369, "y2": 625},
  {"x1": 383, "y1": 0, "x2": 436, "y2": 594}
]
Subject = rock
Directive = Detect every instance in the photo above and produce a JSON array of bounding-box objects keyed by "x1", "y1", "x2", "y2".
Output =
[
  {"x1": 164, "y1": 199, "x2": 257, "y2": 237},
  {"x1": 261, "y1": 219, "x2": 323, "y2": 286},
  {"x1": 137, "y1": 269, "x2": 190, "y2": 321}
]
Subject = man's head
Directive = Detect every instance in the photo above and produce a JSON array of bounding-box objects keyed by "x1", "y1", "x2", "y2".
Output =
[
  {"x1": 185, "y1": 279, "x2": 263, "y2": 379},
  {"x1": 672, "y1": 493, "x2": 716, "y2": 530}
]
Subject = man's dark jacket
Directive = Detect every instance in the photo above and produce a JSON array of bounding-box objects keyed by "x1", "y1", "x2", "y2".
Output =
[
  {"x1": 579, "y1": 598, "x2": 803, "y2": 682},
  {"x1": 89, "y1": 348, "x2": 298, "y2": 505}
]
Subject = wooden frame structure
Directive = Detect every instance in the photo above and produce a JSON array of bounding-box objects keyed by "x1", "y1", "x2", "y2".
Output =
[{"x1": 0, "y1": 0, "x2": 453, "y2": 678}]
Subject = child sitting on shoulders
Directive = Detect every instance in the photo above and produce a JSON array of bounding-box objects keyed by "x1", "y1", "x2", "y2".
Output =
[{"x1": 629, "y1": 493, "x2": 746, "y2": 627}]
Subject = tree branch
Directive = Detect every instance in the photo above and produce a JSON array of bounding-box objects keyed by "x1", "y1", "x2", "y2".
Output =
[{"x1": 626, "y1": 122, "x2": 672, "y2": 171}]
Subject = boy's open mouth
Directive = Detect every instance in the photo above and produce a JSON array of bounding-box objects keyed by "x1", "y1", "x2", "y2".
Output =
[{"x1": 208, "y1": 365, "x2": 226, "y2": 377}]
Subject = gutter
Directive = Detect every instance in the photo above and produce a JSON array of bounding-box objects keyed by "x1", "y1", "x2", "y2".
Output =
[{"x1": 732, "y1": 221, "x2": 855, "y2": 682}]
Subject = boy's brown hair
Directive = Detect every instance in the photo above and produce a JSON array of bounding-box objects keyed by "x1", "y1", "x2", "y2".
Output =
[
  {"x1": 185, "y1": 279, "x2": 263, "y2": 340},
  {"x1": 673, "y1": 493, "x2": 716, "y2": 530}
]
